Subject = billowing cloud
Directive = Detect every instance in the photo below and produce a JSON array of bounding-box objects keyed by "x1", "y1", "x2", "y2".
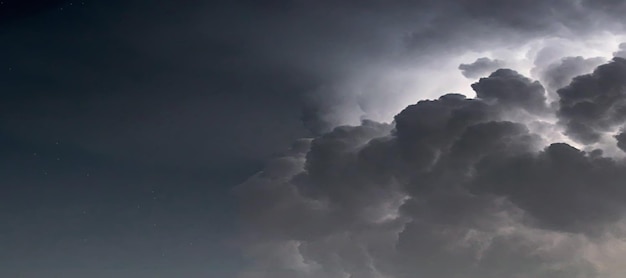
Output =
[
  {"x1": 236, "y1": 56, "x2": 626, "y2": 277},
  {"x1": 459, "y1": 58, "x2": 505, "y2": 79},
  {"x1": 228, "y1": 1, "x2": 626, "y2": 276},
  {"x1": 535, "y1": 56, "x2": 607, "y2": 97},
  {"x1": 557, "y1": 58, "x2": 626, "y2": 144},
  {"x1": 471, "y1": 69, "x2": 548, "y2": 114}
]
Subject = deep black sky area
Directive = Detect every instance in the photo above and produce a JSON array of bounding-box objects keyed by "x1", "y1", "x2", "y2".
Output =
[
  {"x1": 0, "y1": 0, "x2": 67, "y2": 22},
  {"x1": 1, "y1": 1, "x2": 311, "y2": 277}
]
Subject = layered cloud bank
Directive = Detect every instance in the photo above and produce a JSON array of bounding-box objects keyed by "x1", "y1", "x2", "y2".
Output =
[{"x1": 236, "y1": 54, "x2": 626, "y2": 277}]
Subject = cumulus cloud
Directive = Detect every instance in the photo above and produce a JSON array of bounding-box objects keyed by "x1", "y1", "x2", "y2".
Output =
[
  {"x1": 535, "y1": 56, "x2": 607, "y2": 97},
  {"x1": 459, "y1": 58, "x2": 505, "y2": 79},
  {"x1": 471, "y1": 69, "x2": 548, "y2": 114},
  {"x1": 558, "y1": 57, "x2": 626, "y2": 144},
  {"x1": 227, "y1": 1, "x2": 626, "y2": 277},
  {"x1": 236, "y1": 55, "x2": 626, "y2": 277}
]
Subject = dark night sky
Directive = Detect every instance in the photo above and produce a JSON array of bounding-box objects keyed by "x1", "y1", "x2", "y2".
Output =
[
  {"x1": 1, "y1": 1, "x2": 311, "y2": 277},
  {"x1": 4, "y1": 1, "x2": 626, "y2": 278}
]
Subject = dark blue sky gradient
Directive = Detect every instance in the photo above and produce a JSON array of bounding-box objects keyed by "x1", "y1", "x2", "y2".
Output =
[{"x1": 0, "y1": 1, "x2": 311, "y2": 277}]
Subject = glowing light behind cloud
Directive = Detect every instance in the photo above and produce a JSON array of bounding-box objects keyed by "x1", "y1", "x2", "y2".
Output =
[{"x1": 330, "y1": 32, "x2": 626, "y2": 129}]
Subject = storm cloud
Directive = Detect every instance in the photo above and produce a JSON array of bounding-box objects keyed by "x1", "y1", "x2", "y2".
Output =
[
  {"x1": 557, "y1": 57, "x2": 626, "y2": 144},
  {"x1": 534, "y1": 56, "x2": 607, "y2": 96},
  {"x1": 237, "y1": 54, "x2": 626, "y2": 277},
  {"x1": 228, "y1": 1, "x2": 626, "y2": 277}
]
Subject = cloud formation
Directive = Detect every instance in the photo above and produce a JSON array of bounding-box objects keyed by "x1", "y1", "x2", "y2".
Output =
[
  {"x1": 236, "y1": 55, "x2": 626, "y2": 277},
  {"x1": 558, "y1": 58, "x2": 626, "y2": 144},
  {"x1": 459, "y1": 58, "x2": 505, "y2": 79},
  {"x1": 534, "y1": 56, "x2": 607, "y2": 97}
]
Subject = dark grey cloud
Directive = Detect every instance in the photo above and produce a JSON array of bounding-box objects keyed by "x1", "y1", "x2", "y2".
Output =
[
  {"x1": 471, "y1": 143, "x2": 626, "y2": 234},
  {"x1": 459, "y1": 58, "x2": 505, "y2": 79},
  {"x1": 616, "y1": 131, "x2": 626, "y2": 152},
  {"x1": 471, "y1": 69, "x2": 548, "y2": 114},
  {"x1": 558, "y1": 57, "x2": 626, "y2": 144},
  {"x1": 238, "y1": 57, "x2": 626, "y2": 277},
  {"x1": 535, "y1": 56, "x2": 607, "y2": 95}
]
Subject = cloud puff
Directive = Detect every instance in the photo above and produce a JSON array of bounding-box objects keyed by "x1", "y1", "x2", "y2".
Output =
[
  {"x1": 535, "y1": 56, "x2": 607, "y2": 96},
  {"x1": 236, "y1": 57, "x2": 626, "y2": 277},
  {"x1": 459, "y1": 58, "x2": 505, "y2": 79},
  {"x1": 471, "y1": 69, "x2": 548, "y2": 114},
  {"x1": 557, "y1": 58, "x2": 626, "y2": 144}
]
